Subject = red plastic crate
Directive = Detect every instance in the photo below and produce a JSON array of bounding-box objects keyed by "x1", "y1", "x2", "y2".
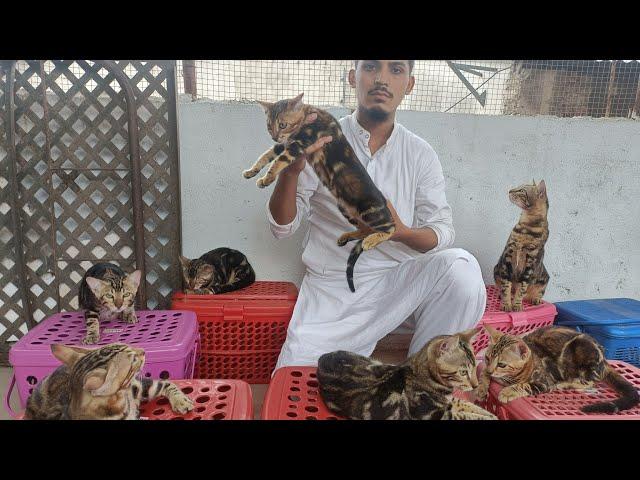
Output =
[
  {"x1": 473, "y1": 285, "x2": 557, "y2": 356},
  {"x1": 171, "y1": 281, "x2": 298, "y2": 383},
  {"x1": 139, "y1": 379, "x2": 253, "y2": 420},
  {"x1": 261, "y1": 367, "x2": 477, "y2": 420},
  {"x1": 482, "y1": 360, "x2": 640, "y2": 420},
  {"x1": 261, "y1": 367, "x2": 345, "y2": 420}
]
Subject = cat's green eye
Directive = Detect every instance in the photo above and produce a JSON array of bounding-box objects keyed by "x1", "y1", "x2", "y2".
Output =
[
  {"x1": 105, "y1": 294, "x2": 114, "y2": 299},
  {"x1": 497, "y1": 362, "x2": 507, "y2": 368},
  {"x1": 278, "y1": 122, "x2": 287, "y2": 129},
  {"x1": 123, "y1": 292, "x2": 131, "y2": 297}
]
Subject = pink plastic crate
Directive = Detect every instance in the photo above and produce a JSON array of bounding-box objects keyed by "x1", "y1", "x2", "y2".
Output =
[
  {"x1": 5, "y1": 310, "x2": 199, "y2": 418},
  {"x1": 473, "y1": 285, "x2": 557, "y2": 356},
  {"x1": 482, "y1": 360, "x2": 640, "y2": 420},
  {"x1": 139, "y1": 379, "x2": 253, "y2": 420}
]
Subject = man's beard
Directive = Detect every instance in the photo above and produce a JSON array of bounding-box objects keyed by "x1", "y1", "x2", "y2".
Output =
[{"x1": 361, "y1": 105, "x2": 390, "y2": 122}]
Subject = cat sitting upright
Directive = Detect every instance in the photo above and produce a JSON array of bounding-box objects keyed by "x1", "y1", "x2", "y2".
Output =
[
  {"x1": 494, "y1": 179, "x2": 550, "y2": 312},
  {"x1": 243, "y1": 93, "x2": 395, "y2": 293},
  {"x1": 79, "y1": 263, "x2": 142, "y2": 345}
]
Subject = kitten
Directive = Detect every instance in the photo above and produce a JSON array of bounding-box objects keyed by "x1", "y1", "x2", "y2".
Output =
[
  {"x1": 179, "y1": 247, "x2": 255, "y2": 295},
  {"x1": 476, "y1": 325, "x2": 640, "y2": 413},
  {"x1": 24, "y1": 343, "x2": 194, "y2": 420},
  {"x1": 78, "y1": 263, "x2": 142, "y2": 345},
  {"x1": 494, "y1": 179, "x2": 550, "y2": 311},
  {"x1": 317, "y1": 327, "x2": 497, "y2": 420},
  {"x1": 243, "y1": 93, "x2": 395, "y2": 292}
]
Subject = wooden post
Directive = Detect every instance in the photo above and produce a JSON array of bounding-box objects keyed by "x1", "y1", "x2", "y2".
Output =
[
  {"x1": 182, "y1": 60, "x2": 197, "y2": 100},
  {"x1": 632, "y1": 70, "x2": 640, "y2": 119},
  {"x1": 604, "y1": 60, "x2": 618, "y2": 118}
]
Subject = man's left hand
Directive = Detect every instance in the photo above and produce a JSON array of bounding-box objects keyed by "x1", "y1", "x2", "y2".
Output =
[{"x1": 387, "y1": 200, "x2": 408, "y2": 241}]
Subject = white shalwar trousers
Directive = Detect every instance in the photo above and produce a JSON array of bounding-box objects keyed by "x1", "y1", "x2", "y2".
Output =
[{"x1": 274, "y1": 247, "x2": 487, "y2": 369}]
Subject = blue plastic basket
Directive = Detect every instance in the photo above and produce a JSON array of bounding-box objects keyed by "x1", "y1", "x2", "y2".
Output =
[{"x1": 555, "y1": 298, "x2": 640, "y2": 367}]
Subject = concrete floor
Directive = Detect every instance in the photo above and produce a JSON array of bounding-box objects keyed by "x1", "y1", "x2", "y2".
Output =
[{"x1": 0, "y1": 337, "x2": 408, "y2": 420}]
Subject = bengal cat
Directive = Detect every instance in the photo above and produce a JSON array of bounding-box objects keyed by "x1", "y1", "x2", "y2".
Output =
[
  {"x1": 243, "y1": 93, "x2": 395, "y2": 292},
  {"x1": 476, "y1": 325, "x2": 640, "y2": 414},
  {"x1": 317, "y1": 327, "x2": 497, "y2": 420},
  {"x1": 179, "y1": 247, "x2": 255, "y2": 294},
  {"x1": 78, "y1": 263, "x2": 142, "y2": 345},
  {"x1": 25, "y1": 343, "x2": 194, "y2": 420},
  {"x1": 494, "y1": 179, "x2": 550, "y2": 312}
]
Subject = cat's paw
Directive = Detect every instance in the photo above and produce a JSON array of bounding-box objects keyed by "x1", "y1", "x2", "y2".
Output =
[
  {"x1": 512, "y1": 304, "x2": 524, "y2": 312},
  {"x1": 336, "y1": 234, "x2": 351, "y2": 247},
  {"x1": 530, "y1": 298, "x2": 542, "y2": 305},
  {"x1": 82, "y1": 332, "x2": 100, "y2": 345},
  {"x1": 123, "y1": 311, "x2": 137, "y2": 324},
  {"x1": 501, "y1": 303, "x2": 513, "y2": 312},
  {"x1": 498, "y1": 386, "x2": 523, "y2": 404},
  {"x1": 170, "y1": 394, "x2": 194, "y2": 414},
  {"x1": 475, "y1": 383, "x2": 490, "y2": 401},
  {"x1": 256, "y1": 177, "x2": 270, "y2": 189},
  {"x1": 243, "y1": 169, "x2": 257, "y2": 179}
]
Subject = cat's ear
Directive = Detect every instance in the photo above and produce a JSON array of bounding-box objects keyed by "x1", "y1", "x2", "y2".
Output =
[
  {"x1": 87, "y1": 352, "x2": 130, "y2": 396},
  {"x1": 484, "y1": 325, "x2": 504, "y2": 343},
  {"x1": 51, "y1": 344, "x2": 91, "y2": 367},
  {"x1": 438, "y1": 336, "x2": 458, "y2": 356},
  {"x1": 459, "y1": 326, "x2": 482, "y2": 343},
  {"x1": 291, "y1": 93, "x2": 304, "y2": 110},
  {"x1": 127, "y1": 270, "x2": 142, "y2": 290},
  {"x1": 85, "y1": 277, "x2": 105, "y2": 296},
  {"x1": 179, "y1": 255, "x2": 190, "y2": 267},
  {"x1": 257, "y1": 100, "x2": 273, "y2": 114},
  {"x1": 537, "y1": 179, "x2": 547, "y2": 199},
  {"x1": 513, "y1": 340, "x2": 530, "y2": 359}
]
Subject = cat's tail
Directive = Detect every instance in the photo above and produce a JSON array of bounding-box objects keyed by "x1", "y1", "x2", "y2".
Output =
[
  {"x1": 581, "y1": 366, "x2": 640, "y2": 414},
  {"x1": 346, "y1": 240, "x2": 364, "y2": 293}
]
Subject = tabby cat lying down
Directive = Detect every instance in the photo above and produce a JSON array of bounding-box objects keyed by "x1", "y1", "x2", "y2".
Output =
[
  {"x1": 477, "y1": 325, "x2": 640, "y2": 414},
  {"x1": 25, "y1": 343, "x2": 194, "y2": 420},
  {"x1": 243, "y1": 93, "x2": 395, "y2": 292},
  {"x1": 180, "y1": 247, "x2": 255, "y2": 295},
  {"x1": 317, "y1": 327, "x2": 497, "y2": 420}
]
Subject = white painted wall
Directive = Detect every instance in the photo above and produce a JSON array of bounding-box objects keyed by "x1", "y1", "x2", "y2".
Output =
[{"x1": 178, "y1": 98, "x2": 640, "y2": 302}]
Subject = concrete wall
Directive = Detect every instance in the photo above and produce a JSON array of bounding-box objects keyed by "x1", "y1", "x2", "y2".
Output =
[{"x1": 178, "y1": 97, "x2": 640, "y2": 302}]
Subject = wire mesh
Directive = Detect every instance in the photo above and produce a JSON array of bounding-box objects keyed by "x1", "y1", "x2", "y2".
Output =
[{"x1": 176, "y1": 60, "x2": 640, "y2": 119}]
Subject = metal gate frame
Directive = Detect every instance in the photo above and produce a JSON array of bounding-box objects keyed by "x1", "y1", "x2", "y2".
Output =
[{"x1": 0, "y1": 60, "x2": 182, "y2": 365}]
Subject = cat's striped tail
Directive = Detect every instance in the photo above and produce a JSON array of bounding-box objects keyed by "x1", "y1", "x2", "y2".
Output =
[
  {"x1": 346, "y1": 240, "x2": 364, "y2": 293},
  {"x1": 581, "y1": 366, "x2": 640, "y2": 414}
]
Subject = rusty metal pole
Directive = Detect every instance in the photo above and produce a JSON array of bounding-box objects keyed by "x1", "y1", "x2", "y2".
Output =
[
  {"x1": 182, "y1": 60, "x2": 197, "y2": 100},
  {"x1": 93, "y1": 60, "x2": 147, "y2": 308}
]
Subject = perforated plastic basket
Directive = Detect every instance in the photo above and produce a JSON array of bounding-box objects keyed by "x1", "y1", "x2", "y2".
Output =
[
  {"x1": 171, "y1": 281, "x2": 297, "y2": 383},
  {"x1": 473, "y1": 285, "x2": 557, "y2": 356},
  {"x1": 555, "y1": 298, "x2": 640, "y2": 367},
  {"x1": 261, "y1": 366, "x2": 476, "y2": 420},
  {"x1": 139, "y1": 379, "x2": 253, "y2": 420},
  {"x1": 5, "y1": 310, "x2": 199, "y2": 418},
  {"x1": 261, "y1": 367, "x2": 344, "y2": 420},
  {"x1": 482, "y1": 360, "x2": 640, "y2": 420}
]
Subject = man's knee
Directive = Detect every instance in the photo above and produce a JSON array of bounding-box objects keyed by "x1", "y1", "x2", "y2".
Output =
[{"x1": 433, "y1": 248, "x2": 483, "y2": 288}]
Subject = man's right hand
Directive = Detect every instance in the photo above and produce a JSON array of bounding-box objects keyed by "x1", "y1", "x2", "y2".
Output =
[{"x1": 283, "y1": 113, "x2": 333, "y2": 176}]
